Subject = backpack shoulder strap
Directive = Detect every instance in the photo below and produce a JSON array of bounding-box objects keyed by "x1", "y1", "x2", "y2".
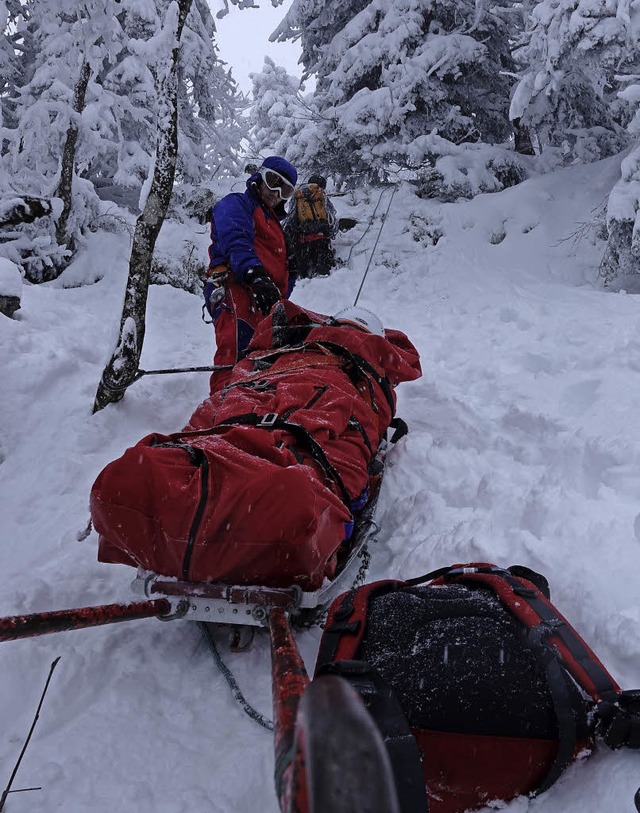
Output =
[
  {"x1": 316, "y1": 580, "x2": 403, "y2": 667},
  {"x1": 429, "y1": 564, "x2": 621, "y2": 702},
  {"x1": 317, "y1": 660, "x2": 430, "y2": 813},
  {"x1": 420, "y1": 563, "x2": 630, "y2": 793}
]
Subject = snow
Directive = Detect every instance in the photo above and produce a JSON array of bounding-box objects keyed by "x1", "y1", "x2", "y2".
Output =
[
  {"x1": 2, "y1": 156, "x2": 640, "y2": 811},
  {"x1": 0, "y1": 257, "x2": 22, "y2": 297}
]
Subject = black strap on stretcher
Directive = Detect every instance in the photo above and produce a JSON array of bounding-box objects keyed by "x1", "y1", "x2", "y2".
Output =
[{"x1": 217, "y1": 412, "x2": 352, "y2": 505}]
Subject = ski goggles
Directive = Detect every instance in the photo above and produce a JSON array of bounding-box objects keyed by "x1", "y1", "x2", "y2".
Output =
[{"x1": 258, "y1": 166, "x2": 296, "y2": 200}]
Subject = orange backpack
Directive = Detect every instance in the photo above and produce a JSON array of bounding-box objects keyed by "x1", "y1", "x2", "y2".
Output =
[{"x1": 294, "y1": 183, "x2": 331, "y2": 236}]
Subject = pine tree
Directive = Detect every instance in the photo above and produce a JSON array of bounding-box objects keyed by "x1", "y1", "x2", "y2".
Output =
[
  {"x1": 599, "y1": 79, "x2": 640, "y2": 286},
  {"x1": 171, "y1": 0, "x2": 243, "y2": 183},
  {"x1": 248, "y1": 56, "x2": 310, "y2": 158},
  {"x1": 273, "y1": 0, "x2": 517, "y2": 182},
  {"x1": 510, "y1": 0, "x2": 634, "y2": 164},
  {"x1": 0, "y1": 0, "x2": 29, "y2": 135}
]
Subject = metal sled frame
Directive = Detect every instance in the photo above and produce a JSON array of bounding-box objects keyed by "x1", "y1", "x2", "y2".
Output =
[{"x1": 130, "y1": 503, "x2": 376, "y2": 629}]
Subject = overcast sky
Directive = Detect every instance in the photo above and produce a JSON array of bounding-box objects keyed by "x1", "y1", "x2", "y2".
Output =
[{"x1": 213, "y1": 1, "x2": 303, "y2": 93}]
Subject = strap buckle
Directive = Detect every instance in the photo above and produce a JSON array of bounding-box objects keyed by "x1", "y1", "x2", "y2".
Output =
[{"x1": 258, "y1": 413, "x2": 279, "y2": 428}]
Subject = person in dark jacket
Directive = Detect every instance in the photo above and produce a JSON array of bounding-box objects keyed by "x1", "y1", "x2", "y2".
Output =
[{"x1": 205, "y1": 156, "x2": 298, "y2": 393}]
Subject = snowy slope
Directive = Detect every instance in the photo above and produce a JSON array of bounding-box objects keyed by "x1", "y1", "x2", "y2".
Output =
[{"x1": 1, "y1": 158, "x2": 640, "y2": 812}]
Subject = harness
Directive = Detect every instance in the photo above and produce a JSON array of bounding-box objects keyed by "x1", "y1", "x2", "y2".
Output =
[{"x1": 242, "y1": 339, "x2": 395, "y2": 416}]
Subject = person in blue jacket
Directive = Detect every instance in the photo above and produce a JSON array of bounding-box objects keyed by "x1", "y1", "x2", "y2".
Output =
[{"x1": 205, "y1": 156, "x2": 298, "y2": 393}]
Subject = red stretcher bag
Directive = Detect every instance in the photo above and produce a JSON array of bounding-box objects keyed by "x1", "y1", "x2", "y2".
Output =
[{"x1": 90, "y1": 302, "x2": 421, "y2": 589}]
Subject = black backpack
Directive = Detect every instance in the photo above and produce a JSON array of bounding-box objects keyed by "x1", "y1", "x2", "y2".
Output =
[{"x1": 315, "y1": 563, "x2": 640, "y2": 813}]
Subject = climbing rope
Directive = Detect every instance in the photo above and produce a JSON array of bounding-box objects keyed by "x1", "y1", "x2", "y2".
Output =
[
  {"x1": 345, "y1": 184, "x2": 395, "y2": 267},
  {"x1": 198, "y1": 538, "x2": 374, "y2": 731},
  {"x1": 353, "y1": 185, "x2": 398, "y2": 306}
]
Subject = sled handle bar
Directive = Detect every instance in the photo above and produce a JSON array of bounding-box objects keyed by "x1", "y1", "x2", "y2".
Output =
[{"x1": 0, "y1": 599, "x2": 173, "y2": 642}]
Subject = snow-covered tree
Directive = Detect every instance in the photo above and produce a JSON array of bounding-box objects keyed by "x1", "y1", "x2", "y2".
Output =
[
  {"x1": 510, "y1": 0, "x2": 635, "y2": 165},
  {"x1": 247, "y1": 56, "x2": 310, "y2": 157},
  {"x1": 0, "y1": 0, "x2": 28, "y2": 136},
  {"x1": 273, "y1": 0, "x2": 517, "y2": 182},
  {"x1": 5, "y1": 0, "x2": 126, "y2": 184},
  {"x1": 0, "y1": 1, "x2": 55, "y2": 276},
  {"x1": 173, "y1": 0, "x2": 244, "y2": 182},
  {"x1": 0, "y1": 0, "x2": 15, "y2": 133},
  {"x1": 1, "y1": 0, "x2": 133, "y2": 279},
  {"x1": 94, "y1": 0, "x2": 194, "y2": 413},
  {"x1": 1, "y1": 0, "x2": 243, "y2": 281},
  {"x1": 599, "y1": 69, "x2": 640, "y2": 286}
]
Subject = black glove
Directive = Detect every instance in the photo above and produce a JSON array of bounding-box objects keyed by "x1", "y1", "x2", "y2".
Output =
[{"x1": 245, "y1": 266, "x2": 281, "y2": 316}]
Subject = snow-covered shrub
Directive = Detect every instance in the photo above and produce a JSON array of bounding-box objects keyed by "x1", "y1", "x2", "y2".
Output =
[
  {"x1": 598, "y1": 59, "x2": 640, "y2": 287},
  {"x1": 167, "y1": 183, "x2": 218, "y2": 225},
  {"x1": 599, "y1": 143, "x2": 640, "y2": 287},
  {"x1": 413, "y1": 144, "x2": 529, "y2": 201},
  {"x1": 0, "y1": 192, "x2": 66, "y2": 282},
  {"x1": 599, "y1": 217, "x2": 638, "y2": 287},
  {"x1": 405, "y1": 213, "x2": 443, "y2": 246},
  {"x1": 151, "y1": 233, "x2": 208, "y2": 295}
]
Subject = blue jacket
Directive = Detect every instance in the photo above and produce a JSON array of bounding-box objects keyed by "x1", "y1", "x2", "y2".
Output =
[{"x1": 208, "y1": 178, "x2": 288, "y2": 291}]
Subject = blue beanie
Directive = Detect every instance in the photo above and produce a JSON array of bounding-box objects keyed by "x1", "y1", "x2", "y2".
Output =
[{"x1": 261, "y1": 155, "x2": 298, "y2": 186}]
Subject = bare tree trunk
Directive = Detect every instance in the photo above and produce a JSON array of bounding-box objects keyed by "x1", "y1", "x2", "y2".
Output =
[
  {"x1": 93, "y1": 0, "x2": 193, "y2": 413},
  {"x1": 55, "y1": 59, "x2": 92, "y2": 252}
]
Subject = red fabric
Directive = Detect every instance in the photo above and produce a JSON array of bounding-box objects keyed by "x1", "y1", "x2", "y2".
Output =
[
  {"x1": 414, "y1": 730, "x2": 592, "y2": 813},
  {"x1": 210, "y1": 203, "x2": 289, "y2": 393},
  {"x1": 210, "y1": 285, "x2": 260, "y2": 393},
  {"x1": 321, "y1": 581, "x2": 402, "y2": 662},
  {"x1": 91, "y1": 302, "x2": 422, "y2": 589},
  {"x1": 251, "y1": 204, "x2": 288, "y2": 293},
  {"x1": 299, "y1": 233, "x2": 327, "y2": 243}
]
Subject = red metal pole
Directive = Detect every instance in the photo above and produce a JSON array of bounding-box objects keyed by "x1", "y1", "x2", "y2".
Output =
[
  {"x1": 269, "y1": 607, "x2": 310, "y2": 813},
  {"x1": 0, "y1": 599, "x2": 172, "y2": 642}
]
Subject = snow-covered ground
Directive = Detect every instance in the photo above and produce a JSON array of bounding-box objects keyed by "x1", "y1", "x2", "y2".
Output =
[{"x1": 2, "y1": 158, "x2": 640, "y2": 811}]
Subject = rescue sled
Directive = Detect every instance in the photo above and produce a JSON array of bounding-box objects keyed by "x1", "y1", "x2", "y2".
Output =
[
  {"x1": 90, "y1": 302, "x2": 421, "y2": 594},
  {"x1": 0, "y1": 304, "x2": 422, "y2": 813},
  {"x1": 1, "y1": 301, "x2": 421, "y2": 644}
]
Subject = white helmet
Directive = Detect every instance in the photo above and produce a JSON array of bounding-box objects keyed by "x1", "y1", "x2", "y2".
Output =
[{"x1": 333, "y1": 306, "x2": 384, "y2": 336}]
